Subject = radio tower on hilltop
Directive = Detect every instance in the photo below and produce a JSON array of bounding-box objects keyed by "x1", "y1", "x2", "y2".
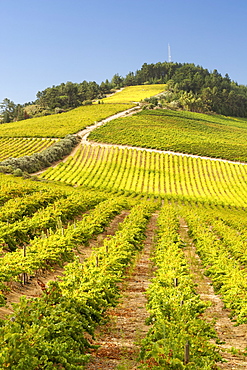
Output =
[{"x1": 168, "y1": 44, "x2": 172, "y2": 62}]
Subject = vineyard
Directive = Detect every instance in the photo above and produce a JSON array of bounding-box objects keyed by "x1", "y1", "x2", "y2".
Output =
[
  {"x1": 0, "y1": 178, "x2": 247, "y2": 368},
  {"x1": 99, "y1": 84, "x2": 166, "y2": 103},
  {"x1": 40, "y1": 142, "x2": 247, "y2": 207},
  {"x1": 0, "y1": 104, "x2": 134, "y2": 138},
  {"x1": 89, "y1": 109, "x2": 247, "y2": 162},
  {"x1": 0, "y1": 84, "x2": 247, "y2": 369},
  {"x1": 0, "y1": 138, "x2": 58, "y2": 161},
  {"x1": 0, "y1": 84, "x2": 165, "y2": 139}
]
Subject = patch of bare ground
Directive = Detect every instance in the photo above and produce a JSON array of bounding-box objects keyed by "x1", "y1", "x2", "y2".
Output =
[
  {"x1": 85, "y1": 212, "x2": 158, "y2": 370},
  {"x1": 77, "y1": 210, "x2": 130, "y2": 262},
  {"x1": 179, "y1": 217, "x2": 247, "y2": 370},
  {"x1": 0, "y1": 210, "x2": 129, "y2": 320}
]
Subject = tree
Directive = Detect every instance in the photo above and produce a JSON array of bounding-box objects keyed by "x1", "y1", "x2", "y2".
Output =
[
  {"x1": 111, "y1": 74, "x2": 124, "y2": 89},
  {"x1": 0, "y1": 98, "x2": 16, "y2": 123},
  {"x1": 124, "y1": 72, "x2": 136, "y2": 86},
  {"x1": 99, "y1": 80, "x2": 112, "y2": 95}
]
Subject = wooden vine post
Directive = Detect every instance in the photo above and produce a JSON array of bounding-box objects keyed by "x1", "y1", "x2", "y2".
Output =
[
  {"x1": 184, "y1": 341, "x2": 190, "y2": 364},
  {"x1": 22, "y1": 244, "x2": 27, "y2": 285}
]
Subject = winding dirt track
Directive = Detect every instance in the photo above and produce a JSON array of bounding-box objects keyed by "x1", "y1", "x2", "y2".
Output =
[
  {"x1": 33, "y1": 105, "x2": 247, "y2": 177},
  {"x1": 76, "y1": 106, "x2": 247, "y2": 166}
]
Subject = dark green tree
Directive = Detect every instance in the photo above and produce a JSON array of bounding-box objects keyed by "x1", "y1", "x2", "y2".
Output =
[
  {"x1": 111, "y1": 74, "x2": 124, "y2": 89},
  {"x1": 0, "y1": 98, "x2": 16, "y2": 123}
]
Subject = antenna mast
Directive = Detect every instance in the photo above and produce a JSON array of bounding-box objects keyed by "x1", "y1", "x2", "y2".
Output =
[{"x1": 168, "y1": 44, "x2": 172, "y2": 62}]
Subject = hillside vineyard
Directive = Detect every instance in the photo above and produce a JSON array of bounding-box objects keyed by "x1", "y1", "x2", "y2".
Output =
[
  {"x1": 1, "y1": 84, "x2": 247, "y2": 368},
  {"x1": 41, "y1": 143, "x2": 247, "y2": 207}
]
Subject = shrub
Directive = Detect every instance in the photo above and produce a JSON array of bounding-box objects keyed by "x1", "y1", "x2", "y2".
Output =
[
  {"x1": 82, "y1": 100, "x2": 92, "y2": 106},
  {"x1": 0, "y1": 165, "x2": 13, "y2": 173},
  {"x1": 13, "y1": 168, "x2": 23, "y2": 177},
  {"x1": 0, "y1": 134, "x2": 80, "y2": 174}
]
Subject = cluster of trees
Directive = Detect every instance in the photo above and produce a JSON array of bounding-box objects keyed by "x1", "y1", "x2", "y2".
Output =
[
  {"x1": 0, "y1": 98, "x2": 29, "y2": 123},
  {"x1": 1, "y1": 61, "x2": 247, "y2": 121},
  {"x1": 0, "y1": 80, "x2": 113, "y2": 123},
  {"x1": 36, "y1": 80, "x2": 112, "y2": 110},
  {"x1": 118, "y1": 62, "x2": 247, "y2": 117}
]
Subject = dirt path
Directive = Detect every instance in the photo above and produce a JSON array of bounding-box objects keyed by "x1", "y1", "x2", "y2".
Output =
[
  {"x1": 33, "y1": 103, "x2": 247, "y2": 177},
  {"x1": 0, "y1": 211, "x2": 129, "y2": 320},
  {"x1": 77, "y1": 107, "x2": 247, "y2": 167},
  {"x1": 32, "y1": 106, "x2": 141, "y2": 176},
  {"x1": 179, "y1": 218, "x2": 247, "y2": 369},
  {"x1": 84, "y1": 139, "x2": 247, "y2": 166},
  {"x1": 77, "y1": 210, "x2": 129, "y2": 262},
  {"x1": 78, "y1": 106, "x2": 141, "y2": 141},
  {"x1": 85, "y1": 212, "x2": 158, "y2": 370}
]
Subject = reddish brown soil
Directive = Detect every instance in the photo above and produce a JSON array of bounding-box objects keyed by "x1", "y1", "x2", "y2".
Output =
[{"x1": 85, "y1": 213, "x2": 158, "y2": 370}]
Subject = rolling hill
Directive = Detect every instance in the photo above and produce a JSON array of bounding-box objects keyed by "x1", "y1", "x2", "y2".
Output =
[{"x1": 0, "y1": 83, "x2": 247, "y2": 369}]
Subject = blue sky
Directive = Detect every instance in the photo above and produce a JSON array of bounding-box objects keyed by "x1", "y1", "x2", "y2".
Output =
[{"x1": 1, "y1": 0, "x2": 247, "y2": 104}]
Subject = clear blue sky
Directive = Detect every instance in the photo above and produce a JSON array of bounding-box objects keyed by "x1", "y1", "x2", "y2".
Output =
[{"x1": 1, "y1": 0, "x2": 247, "y2": 104}]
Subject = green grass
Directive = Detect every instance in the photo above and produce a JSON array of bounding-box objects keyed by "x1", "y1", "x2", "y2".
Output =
[{"x1": 89, "y1": 109, "x2": 247, "y2": 162}]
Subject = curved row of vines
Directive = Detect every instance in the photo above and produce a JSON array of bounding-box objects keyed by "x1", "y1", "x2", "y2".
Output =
[{"x1": 40, "y1": 143, "x2": 247, "y2": 207}]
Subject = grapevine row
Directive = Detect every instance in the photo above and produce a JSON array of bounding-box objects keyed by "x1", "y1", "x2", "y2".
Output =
[
  {"x1": 140, "y1": 204, "x2": 220, "y2": 369},
  {"x1": 0, "y1": 189, "x2": 107, "y2": 250},
  {"x1": 0, "y1": 137, "x2": 57, "y2": 161},
  {"x1": 181, "y1": 205, "x2": 247, "y2": 325},
  {"x1": 41, "y1": 143, "x2": 247, "y2": 207},
  {"x1": 0, "y1": 196, "x2": 128, "y2": 296},
  {"x1": 0, "y1": 199, "x2": 157, "y2": 369},
  {"x1": 0, "y1": 189, "x2": 65, "y2": 223}
]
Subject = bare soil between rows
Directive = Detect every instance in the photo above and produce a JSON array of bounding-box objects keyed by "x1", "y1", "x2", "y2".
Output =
[
  {"x1": 85, "y1": 213, "x2": 158, "y2": 370},
  {"x1": 179, "y1": 217, "x2": 247, "y2": 370},
  {"x1": 0, "y1": 210, "x2": 129, "y2": 320}
]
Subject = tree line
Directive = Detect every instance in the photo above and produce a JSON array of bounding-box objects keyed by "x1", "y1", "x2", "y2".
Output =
[
  {"x1": 1, "y1": 61, "x2": 247, "y2": 122},
  {"x1": 118, "y1": 62, "x2": 247, "y2": 117}
]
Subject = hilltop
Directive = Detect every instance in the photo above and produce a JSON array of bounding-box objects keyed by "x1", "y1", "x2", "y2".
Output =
[{"x1": 1, "y1": 61, "x2": 247, "y2": 124}]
